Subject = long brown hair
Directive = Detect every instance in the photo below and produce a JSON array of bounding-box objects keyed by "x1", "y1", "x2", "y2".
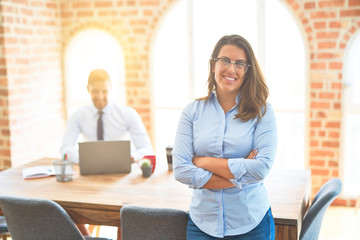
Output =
[{"x1": 198, "y1": 35, "x2": 268, "y2": 122}]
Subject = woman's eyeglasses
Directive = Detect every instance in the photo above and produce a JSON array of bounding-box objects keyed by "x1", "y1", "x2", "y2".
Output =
[{"x1": 213, "y1": 57, "x2": 251, "y2": 73}]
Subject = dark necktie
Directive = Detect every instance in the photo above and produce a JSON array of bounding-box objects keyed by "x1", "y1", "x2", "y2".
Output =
[{"x1": 97, "y1": 111, "x2": 104, "y2": 141}]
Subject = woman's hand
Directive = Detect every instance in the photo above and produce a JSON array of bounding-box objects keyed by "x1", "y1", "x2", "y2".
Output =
[{"x1": 246, "y1": 148, "x2": 258, "y2": 159}]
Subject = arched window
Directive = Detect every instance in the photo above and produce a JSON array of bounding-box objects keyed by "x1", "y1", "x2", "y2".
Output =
[
  {"x1": 264, "y1": 0, "x2": 306, "y2": 169},
  {"x1": 342, "y1": 30, "x2": 360, "y2": 197},
  {"x1": 64, "y1": 29, "x2": 125, "y2": 117},
  {"x1": 152, "y1": 0, "x2": 188, "y2": 172},
  {"x1": 152, "y1": 0, "x2": 306, "y2": 170}
]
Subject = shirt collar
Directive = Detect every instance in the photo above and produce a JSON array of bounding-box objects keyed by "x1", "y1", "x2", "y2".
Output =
[
  {"x1": 235, "y1": 93, "x2": 241, "y2": 104},
  {"x1": 90, "y1": 101, "x2": 114, "y2": 116},
  {"x1": 210, "y1": 91, "x2": 241, "y2": 105}
]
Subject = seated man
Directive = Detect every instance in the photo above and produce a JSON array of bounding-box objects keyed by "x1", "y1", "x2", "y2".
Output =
[
  {"x1": 60, "y1": 69, "x2": 154, "y2": 237},
  {"x1": 60, "y1": 68, "x2": 154, "y2": 164}
]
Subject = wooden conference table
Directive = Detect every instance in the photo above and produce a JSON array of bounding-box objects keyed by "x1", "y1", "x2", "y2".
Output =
[{"x1": 0, "y1": 158, "x2": 311, "y2": 240}]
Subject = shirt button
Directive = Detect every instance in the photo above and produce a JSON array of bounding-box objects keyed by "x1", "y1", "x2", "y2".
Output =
[{"x1": 219, "y1": 137, "x2": 222, "y2": 140}]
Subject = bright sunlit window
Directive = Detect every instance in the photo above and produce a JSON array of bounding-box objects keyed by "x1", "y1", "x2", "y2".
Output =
[
  {"x1": 152, "y1": 0, "x2": 306, "y2": 169},
  {"x1": 64, "y1": 29, "x2": 125, "y2": 117},
  {"x1": 342, "y1": 30, "x2": 360, "y2": 197},
  {"x1": 264, "y1": 0, "x2": 306, "y2": 169}
]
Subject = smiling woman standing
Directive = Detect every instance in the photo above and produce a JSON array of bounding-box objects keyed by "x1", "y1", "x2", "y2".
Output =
[{"x1": 173, "y1": 35, "x2": 277, "y2": 239}]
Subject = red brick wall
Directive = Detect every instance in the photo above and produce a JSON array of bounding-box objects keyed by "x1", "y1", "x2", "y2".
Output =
[
  {"x1": 0, "y1": 0, "x2": 64, "y2": 169},
  {"x1": 0, "y1": 14, "x2": 10, "y2": 170},
  {"x1": 1, "y1": 0, "x2": 360, "y2": 205},
  {"x1": 290, "y1": 0, "x2": 360, "y2": 205}
]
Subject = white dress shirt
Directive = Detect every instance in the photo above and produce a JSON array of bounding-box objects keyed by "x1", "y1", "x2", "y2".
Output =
[{"x1": 60, "y1": 101, "x2": 154, "y2": 163}]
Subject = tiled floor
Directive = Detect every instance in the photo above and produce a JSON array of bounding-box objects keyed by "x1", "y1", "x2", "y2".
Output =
[
  {"x1": 91, "y1": 225, "x2": 118, "y2": 239},
  {"x1": 319, "y1": 206, "x2": 360, "y2": 240}
]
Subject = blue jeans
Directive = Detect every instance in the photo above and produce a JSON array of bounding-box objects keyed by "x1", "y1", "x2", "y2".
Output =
[{"x1": 186, "y1": 208, "x2": 275, "y2": 240}]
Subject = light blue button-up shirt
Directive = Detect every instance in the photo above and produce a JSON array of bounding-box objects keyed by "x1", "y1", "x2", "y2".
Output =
[{"x1": 173, "y1": 92, "x2": 277, "y2": 238}]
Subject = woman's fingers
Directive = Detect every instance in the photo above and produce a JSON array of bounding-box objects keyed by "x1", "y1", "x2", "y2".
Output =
[{"x1": 246, "y1": 148, "x2": 258, "y2": 159}]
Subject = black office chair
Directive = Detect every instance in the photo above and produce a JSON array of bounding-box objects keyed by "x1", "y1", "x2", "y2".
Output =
[
  {"x1": 0, "y1": 195, "x2": 111, "y2": 240},
  {"x1": 120, "y1": 205, "x2": 188, "y2": 240},
  {"x1": 299, "y1": 178, "x2": 342, "y2": 240},
  {"x1": 0, "y1": 216, "x2": 9, "y2": 240}
]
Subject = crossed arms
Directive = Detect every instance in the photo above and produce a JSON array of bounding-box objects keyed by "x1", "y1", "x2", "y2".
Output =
[{"x1": 192, "y1": 149, "x2": 258, "y2": 189}]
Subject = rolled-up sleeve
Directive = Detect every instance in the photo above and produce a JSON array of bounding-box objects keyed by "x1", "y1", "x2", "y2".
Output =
[
  {"x1": 228, "y1": 104, "x2": 277, "y2": 185},
  {"x1": 173, "y1": 103, "x2": 213, "y2": 189}
]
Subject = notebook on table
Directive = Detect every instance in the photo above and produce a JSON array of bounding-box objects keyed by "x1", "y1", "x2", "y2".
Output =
[{"x1": 78, "y1": 140, "x2": 131, "y2": 175}]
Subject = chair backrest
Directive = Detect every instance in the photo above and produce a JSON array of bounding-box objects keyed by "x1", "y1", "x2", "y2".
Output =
[
  {"x1": 0, "y1": 216, "x2": 9, "y2": 238},
  {"x1": 299, "y1": 178, "x2": 342, "y2": 240},
  {"x1": 0, "y1": 216, "x2": 8, "y2": 231},
  {"x1": 120, "y1": 205, "x2": 188, "y2": 240},
  {"x1": 0, "y1": 195, "x2": 86, "y2": 240}
]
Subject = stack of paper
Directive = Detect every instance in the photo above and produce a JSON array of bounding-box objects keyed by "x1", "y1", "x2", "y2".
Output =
[{"x1": 22, "y1": 166, "x2": 55, "y2": 180}]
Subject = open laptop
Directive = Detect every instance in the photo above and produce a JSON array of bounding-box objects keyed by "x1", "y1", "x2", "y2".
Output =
[{"x1": 78, "y1": 140, "x2": 131, "y2": 175}]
